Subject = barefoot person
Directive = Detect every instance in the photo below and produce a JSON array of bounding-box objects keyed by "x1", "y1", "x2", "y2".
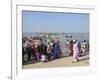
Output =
[{"x1": 72, "y1": 40, "x2": 79, "y2": 63}]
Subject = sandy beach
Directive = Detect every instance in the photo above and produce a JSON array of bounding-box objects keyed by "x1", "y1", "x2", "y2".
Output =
[{"x1": 22, "y1": 54, "x2": 89, "y2": 69}]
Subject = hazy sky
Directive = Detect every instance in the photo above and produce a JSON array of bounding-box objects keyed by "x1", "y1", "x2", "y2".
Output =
[{"x1": 22, "y1": 11, "x2": 89, "y2": 33}]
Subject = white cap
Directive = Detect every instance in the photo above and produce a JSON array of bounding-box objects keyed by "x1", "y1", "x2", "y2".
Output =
[{"x1": 73, "y1": 40, "x2": 76, "y2": 42}]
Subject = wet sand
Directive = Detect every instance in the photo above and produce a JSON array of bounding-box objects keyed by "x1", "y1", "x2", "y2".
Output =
[{"x1": 22, "y1": 54, "x2": 89, "y2": 69}]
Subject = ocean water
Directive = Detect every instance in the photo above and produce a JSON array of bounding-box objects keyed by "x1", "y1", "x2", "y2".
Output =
[{"x1": 23, "y1": 32, "x2": 89, "y2": 41}]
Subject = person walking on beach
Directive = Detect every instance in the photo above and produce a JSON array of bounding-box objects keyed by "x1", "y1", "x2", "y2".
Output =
[{"x1": 72, "y1": 40, "x2": 79, "y2": 63}]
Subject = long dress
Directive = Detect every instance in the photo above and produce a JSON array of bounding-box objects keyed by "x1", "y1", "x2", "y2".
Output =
[
  {"x1": 73, "y1": 43, "x2": 79, "y2": 61},
  {"x1": 53, "y1": 43, "x2": 59, "y2": 59}
]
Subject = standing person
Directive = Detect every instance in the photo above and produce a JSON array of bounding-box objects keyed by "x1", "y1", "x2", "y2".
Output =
[
  {"x1": 26, "y1": 44, "x2": 33, "y2": 61},
  {"x1": 77, "y1": 41, "x2": 82, "y2": 57},
  {"x1": 23, "y1": 41, "x2": 28, "y2": 62},
  {"x1": 40, "y1": 41, "x2": 47, "y2": 55},
  {"x1": 84, "y1": 40, "x2": 88, "y2": 54},
  {"x1": 47, "y1": 42, "x2": 52, "y2": 61},
  {"x1": 66, "y1": 40, "x2": 70, "y2": 56},
  {"x1": 32, "y1": 43, "x2": 41, "y2": 61},
  {"x1": 40, "y1": 41, "x2": 48, "y2": 62},
  {"x1": 53, "y1": 40, "x2": 60, "y2": 60},
  {"x1": 84, "y1": 40, "x2": 89, "y2": 55},
  {"x1": 86, "y1": 40, "x2": 89, "y2": 52},
  {"x1": 72, "y1": 40, "x2": 79, "y2": 63},
  {"x1": 81, "y1": 41, "x2": 85, "y2": 55},
  {"x1": 22, "y1": 45, "x2": 25, "y2": 65},
  {"x1": 69, "y1": 40, "x2": 73, "y2": 56},
  {"x1": 25, "y1": 40, "x2": 32, "y2": 62}
]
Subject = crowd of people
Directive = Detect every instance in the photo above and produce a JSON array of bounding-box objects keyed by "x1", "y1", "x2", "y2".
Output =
[
  {"x1": 22, "y1": 35, "x2": 89, "y2": 65},
  {"x1": 66, "y1": 39, "x2": 89, "y2": 62},
  {"x1": 22, "y1": 36, "x2": 62, "y2": 65}
]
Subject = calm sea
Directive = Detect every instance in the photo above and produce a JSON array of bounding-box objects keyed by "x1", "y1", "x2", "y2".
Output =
[{"x1": 23, "y1": 32, "x2": 89, "y2": 41}]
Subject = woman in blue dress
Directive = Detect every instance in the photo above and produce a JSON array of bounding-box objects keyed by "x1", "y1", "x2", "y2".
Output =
[{"x1": 53, "y1": 41, "x2": 60, "y2": 60}]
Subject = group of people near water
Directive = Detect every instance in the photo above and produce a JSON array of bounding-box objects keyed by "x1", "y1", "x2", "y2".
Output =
[
  {"x1": 66, "y1": 39, "x2": 89, "y2": 62},
  {"x1": 22, "y1": 36, "x2": 89, "y2": 65},
  {"x1": 22, "y1": 36, "x2": 61, "y2": 64}
]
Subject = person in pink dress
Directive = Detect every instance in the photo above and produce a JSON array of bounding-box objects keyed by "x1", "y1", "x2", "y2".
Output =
[{"x1": 72, "y1": 40, "x2": 79, "y2": 63}]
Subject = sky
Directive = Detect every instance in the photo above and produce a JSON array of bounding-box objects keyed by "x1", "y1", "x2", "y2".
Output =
[{"x1": 22, "y1": 11, "x2": 89, "y2": 33}]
